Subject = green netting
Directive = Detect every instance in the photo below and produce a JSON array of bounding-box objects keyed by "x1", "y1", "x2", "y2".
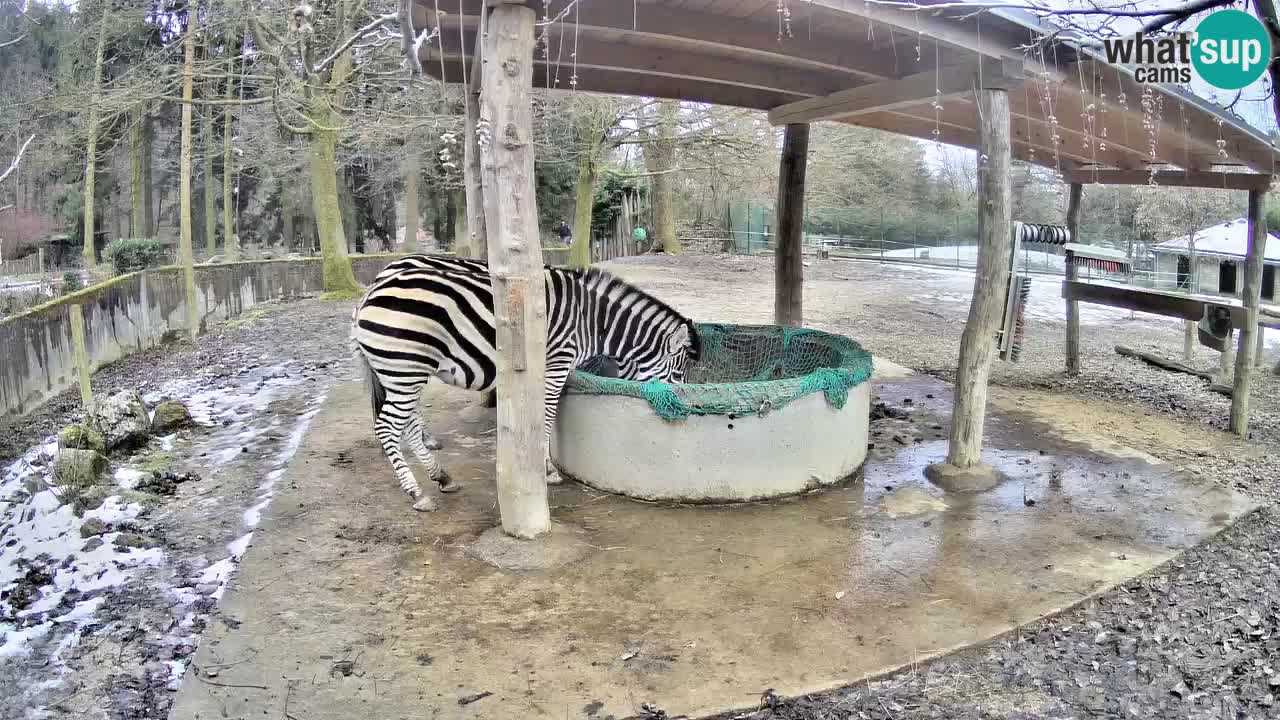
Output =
[{"x1": 566, "y1": 323, "x2": 874, "y2": 421}]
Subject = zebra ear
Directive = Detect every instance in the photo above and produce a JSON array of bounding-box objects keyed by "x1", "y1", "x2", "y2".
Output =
[{"x1": 665, "y1": 324, "x2": 691, "y2": 354}]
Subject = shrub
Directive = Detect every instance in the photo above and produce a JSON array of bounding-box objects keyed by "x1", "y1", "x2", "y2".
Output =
[
  {"x1": 105, "y1": 238, "x2": 166, "y2": 275},
  {"x1": 61, "y1": 271, "x2": 83, "y2": 294}
]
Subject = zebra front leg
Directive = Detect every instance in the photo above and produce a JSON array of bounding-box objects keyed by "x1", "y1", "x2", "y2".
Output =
[
  {"x1": 404, "y1": 410, "x2": 458, "y2": 493},
  {"x1": 375, "y1": 391, "x2": 436, "y2": 512},
  {"x1": 542, "y1": 355, "x2": 574, "y2": 485}
]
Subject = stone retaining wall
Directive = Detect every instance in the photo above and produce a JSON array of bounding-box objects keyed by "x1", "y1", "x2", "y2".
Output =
[{"x1": 0, "y1": 256, "x2": 400, "y2": 417}]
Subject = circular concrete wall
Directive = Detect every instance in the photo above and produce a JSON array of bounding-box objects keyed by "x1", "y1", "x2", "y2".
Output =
[{"x1": 550, "y1": 381, "x2": 870, "y2": 503}]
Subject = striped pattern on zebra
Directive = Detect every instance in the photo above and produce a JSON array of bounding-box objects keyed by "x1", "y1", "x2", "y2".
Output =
[{"x1": 352, "y1": 264, "x2": 699, "y2": 511}]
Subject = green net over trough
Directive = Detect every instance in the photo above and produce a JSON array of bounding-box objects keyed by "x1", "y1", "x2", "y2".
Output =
[{"x1": 566, "y1": 323, "x2": 874, "y2": 421}]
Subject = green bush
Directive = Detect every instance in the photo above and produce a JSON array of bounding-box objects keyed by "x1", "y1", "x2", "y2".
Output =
[
  {"x1": 105, "y1": 238, "x2": 165, "y2": 274},
  {"x1": 61, "y1": 271, "x2": 83, "y2": 294}
]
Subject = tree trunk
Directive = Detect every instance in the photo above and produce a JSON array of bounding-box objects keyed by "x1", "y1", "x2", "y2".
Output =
[
  {"x1": 646, "y1": 100, "x2": 680, "y2": 254},
  {"x1": 282, "y1": 209, "x2": 294, "y2": 251},
  {"x1": 82, "y1": 9, "x2": 110, "y2": 268},
  {"x1": 144, "y1": 112, "x2": 155, "y2": 237},
  {"x1": 444, "y1": 191, "x2": 457, "y2": 249},
  {"x1": 130, "y1": 105, "x2": 145, "y2": 237},
  {"x1": 463, "y1": 73, "x2": 486, "y2": 258},
  {"x1": 403, "y1": 152, "x2": 419, "y2": 252},
  {"x1": 943, "y1": 85, "x2": 1011, "y2": 473},
  {"x1": 430, "y1": 191, "x2": 443, "y2": 248},
  {"x1": 203, "y1": 102, "x2": 217, "y2": 257},
  {"x1": 308, "y1": 102, "x2": 360, "y2": 294},
  {"x1": 179, "y1": 20, "x2": 199, "y2": 341},
  {"x1": 570, "y1": 144, "x2": 597, "y2": 268},
  {"x1": 774, "y1": 123, "x2": 808, "y2": 327},
  {"x1": 223, "y1": 78, "x2": 238, "y2": 260},
  {"x1": 1183, "y1": 320, "x2": 1195, "y2": 361},
  {"x1": 478, "y1": 4, "x2": 551, "y2": 539}
]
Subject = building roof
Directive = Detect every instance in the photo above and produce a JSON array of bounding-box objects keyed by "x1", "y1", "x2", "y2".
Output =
[
  {"x1": 418, "y1": 0, "x2": 1280, "y2": 177},
  {"x1": 1153, "y1": 220, "x2": 1280, "y2": 262}
]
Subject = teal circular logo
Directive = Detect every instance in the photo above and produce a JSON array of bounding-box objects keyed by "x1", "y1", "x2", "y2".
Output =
[{"x1": 1192, "y1": 10, "x2": 1271, "y2": 90}]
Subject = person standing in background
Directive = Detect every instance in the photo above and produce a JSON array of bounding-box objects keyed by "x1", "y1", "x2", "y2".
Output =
[{"x1": 557, "y1": 221, "x2": 572, "y2": 246}]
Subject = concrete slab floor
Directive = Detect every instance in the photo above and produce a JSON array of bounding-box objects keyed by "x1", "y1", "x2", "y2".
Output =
[{"x1": 170, "y1": 371, "x2": 1255, "y2": 720}]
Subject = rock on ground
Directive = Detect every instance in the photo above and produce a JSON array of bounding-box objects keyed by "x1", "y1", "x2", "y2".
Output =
[
  {"x1": 150, "y1": 399, "x2": 193, "y2": 433},
  {"x1": 86, "y1": 391, "x2": 151, "y2": 452},
  {"x1": 57, "y1": 423, "x2": 105, "y2": 453},
  {"x1": 52, "y1": 448, "x2": 108, "y2": 488}
]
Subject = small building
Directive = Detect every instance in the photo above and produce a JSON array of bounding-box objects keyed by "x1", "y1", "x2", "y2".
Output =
[{"x1": 1151, "y1": 219, "x2": 1279, "y2": 301}]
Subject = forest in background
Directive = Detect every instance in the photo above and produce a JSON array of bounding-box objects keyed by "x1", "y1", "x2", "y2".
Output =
[{"x1": 0, "y1": 0, "x2": 1270, "y2": 284}]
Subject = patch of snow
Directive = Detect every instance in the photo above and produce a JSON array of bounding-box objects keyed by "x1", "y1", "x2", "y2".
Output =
[{"x1": 114, "y1": 467, "x2": 148, "y2": 490}]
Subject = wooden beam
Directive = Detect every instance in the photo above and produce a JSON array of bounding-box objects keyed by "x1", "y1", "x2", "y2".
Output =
[
  {"x1": 425, "y1": 53, "x2": 807, "y2": 110},
  {"x1": 946, "y1": 83, "x2": 1012, "y2": 473},
  {"x1": 432, "y1": 25, "x2": 845, "y2": 101},
  {"x1": 1064, "y1": 183, "x2": 1083, "y2": 377},
  {"x1": 1231, "y1": 189, "x2": 1268, "y2": 436},
  {"x1": 808, "y1": 0, "x2": 1053, "y2": 72},
  {"x1": 478, "y1": 3, "x2": 551, "y2": 539},
  {"x1": 1063, "y1": 168, "x2": 1274, "y2": 191},
  {"x1": 774, "y1": 123, "x2": 809, "y2": 326},
  {"x1": 769, "y1": 64, "x2": 974, "y2": 126},
  {"x1": 428, "y1": 0, "x2": 902, "y2": 81}
]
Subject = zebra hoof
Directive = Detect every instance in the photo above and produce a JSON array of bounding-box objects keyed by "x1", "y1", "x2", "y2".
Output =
[
  {"x1": 424, "y1": 433, "x2": 444, "y2": 451},
  {"x1": 412, "y1": 496, "x2": 438, "y2": 512},
  {"x1": 436, "y1": 473, "x2": 461, "y2": 493},
  {"x1": 545, "y1": 469, "x2": 563, "y2": 485}
]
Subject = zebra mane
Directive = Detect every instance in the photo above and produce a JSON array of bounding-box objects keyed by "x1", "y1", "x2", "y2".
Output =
[{"x1": 558, "y1": 266, "x2": 701, "y2": 360}]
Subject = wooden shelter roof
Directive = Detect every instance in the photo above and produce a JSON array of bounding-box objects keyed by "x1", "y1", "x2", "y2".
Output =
[{"x1": 415, "y1": 0, "x2": 1280, "y2": 178}]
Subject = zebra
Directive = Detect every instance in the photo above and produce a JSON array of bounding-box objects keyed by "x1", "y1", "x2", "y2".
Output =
[{"x1": 352, "y1": 264, "x2": 700, "y2": 511}]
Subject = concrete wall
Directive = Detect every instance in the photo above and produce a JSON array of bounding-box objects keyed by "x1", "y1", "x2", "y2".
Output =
[
  {"x1": 551, "y1": 382, "x2": 872, "y2": 503},
  {"x1": 0, "y1": 256, "x2": 401, "y2": 417}
]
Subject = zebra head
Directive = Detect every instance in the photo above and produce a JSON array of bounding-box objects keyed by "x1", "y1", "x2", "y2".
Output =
[{"x1": 575, "y1": 269, "x2": 699, "y2": 384}]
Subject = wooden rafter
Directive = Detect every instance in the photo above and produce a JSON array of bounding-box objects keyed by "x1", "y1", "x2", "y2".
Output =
[{"x1": 1063, "y1": 168, "x2": 1273, "y2": 190}]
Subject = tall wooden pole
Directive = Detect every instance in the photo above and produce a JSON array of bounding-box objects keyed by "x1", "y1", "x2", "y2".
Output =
[
  {"x1": 774, "y1": 123, "x2": 809, "y2": 327},
  {"x1": 1064, "y1": 182, "x2": 1083, "y2": 375},
  {"x1": 1231, "y1": 188, "x2": 1267, "y2": 435},
  {"x1": 463, "y1": 5, "x2": 488, "y2": 260},
  {"x1": 178, "y1": 18, "x2": 199, "y2": 341},
  {"x1": 479, "y1": 3, "x2": 550, "y2": 539},
  {"x1": 927, "y1": 66, "x2": 1015, "y2": 491}
]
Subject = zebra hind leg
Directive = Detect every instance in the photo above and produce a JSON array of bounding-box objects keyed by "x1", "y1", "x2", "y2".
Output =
[
  {"x1": 404, "y1": 409, "x2": 458, "y2": 494},
  {"x1": 374, "y1": 391, "x2": 436, "y2": 512}
]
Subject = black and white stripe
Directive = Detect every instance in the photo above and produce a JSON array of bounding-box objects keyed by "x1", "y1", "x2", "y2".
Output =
[{"x1": 352, "y1": 265, "x2": 699, "y2": 511}]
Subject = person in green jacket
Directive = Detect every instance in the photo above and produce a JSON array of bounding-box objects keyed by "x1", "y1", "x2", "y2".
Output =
[{"x1": 632, "y1": 224, "x2": 648, "y2": 251}]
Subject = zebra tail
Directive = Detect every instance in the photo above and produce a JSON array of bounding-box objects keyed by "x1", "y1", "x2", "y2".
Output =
[{"x1": 354, "y1": 345, "x2": 387, "y2": 422}]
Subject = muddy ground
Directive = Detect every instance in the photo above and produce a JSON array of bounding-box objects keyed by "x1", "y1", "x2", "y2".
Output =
[{"x1": 3, "y1": 253, "x2": 1280, "y2": 719}]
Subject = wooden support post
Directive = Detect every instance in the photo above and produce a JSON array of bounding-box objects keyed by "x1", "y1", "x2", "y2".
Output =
[
  {"x1": 928, "y1": 79, "x2": 1012, "y2": 491},
  {"x1": 69, "y1": 304, "x2": 93, "y2": 408},
  {"x1": 1064, "y1": 183, "x2": 1083, "y2": 376},
  {"x1": 478, "y1": 2, "x2": 551, "y2": 539},
  {"x1": 1231, "y1": 188, "x2": 1267, "y2": 435},
  {"x1": 774, "y1": 123, "x2": 809, "y2": 327},
  {"x1": 463, "y1": 4, "x2": 488, "y2": 260},
  {"x1": 1219, "y1": 329, "x2": 1235, "y2": 379},
  {"x1": 1256, "y1": 329, "x2": 1266, "y2": 368}
]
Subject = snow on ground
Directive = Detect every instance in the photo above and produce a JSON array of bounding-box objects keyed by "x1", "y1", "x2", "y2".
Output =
[{"x1": 0, "y1": 362, "x2": 327, "y2": 677}]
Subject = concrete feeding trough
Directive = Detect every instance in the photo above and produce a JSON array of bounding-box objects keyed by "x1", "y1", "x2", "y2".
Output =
[{"x1": 551, "y1": 324, "x2": 873, "y2": 503}]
